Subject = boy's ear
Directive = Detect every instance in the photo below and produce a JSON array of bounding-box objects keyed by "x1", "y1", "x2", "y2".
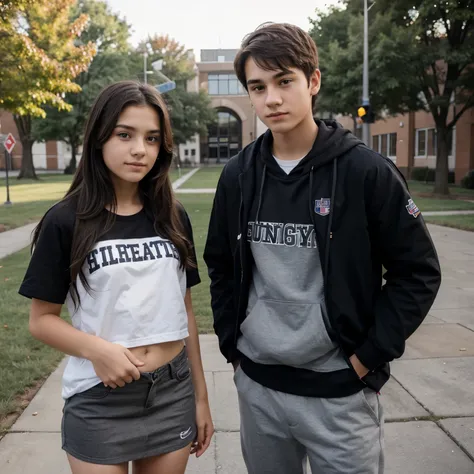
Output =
[{"x1": 310, "y1": 69, "x2": 321, "y2": 97}]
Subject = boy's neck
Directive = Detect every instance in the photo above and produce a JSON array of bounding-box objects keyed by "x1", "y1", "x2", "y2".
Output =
[{"x1": 271, "y1": 114, "x2": 318, "y2": 161}]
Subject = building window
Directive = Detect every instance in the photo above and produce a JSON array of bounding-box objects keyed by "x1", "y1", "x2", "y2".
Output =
[
  {"x1": 416, "y1": 127, "x2": 455, "y2": 158},
  {"x1": 191, "y1": 149, "x2": 196, "y2": 157},
  {"x1": 416, "y1": 129, "x2": 427, "y2": 156},
  {"x1": 208, "y1": 74, "x2": 246, "y2": 96},
  {"x1": 184, "y1": 149, "x2": 189, "y2": 156},
  {"x1": 372, "y1": 133, "x2": 397, "y2": 160},
  {"x1": 427, "y1": 129, "x2": 436, "y2": 156},
  {"x1": 389, "y1": 133, "x2": 397, "y2": 157},
  {"x1": 372, "y1": 135, "x2": 379, "y2": 152},
  {"x1": 207, "y1": 109, "x2": 242, "y2": 162},
  {"x1": 381, "y1": 134, "x2": 388, "y2": 156}
]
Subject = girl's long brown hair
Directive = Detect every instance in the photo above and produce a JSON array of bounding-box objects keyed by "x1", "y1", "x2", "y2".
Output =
[{"x1": 32, "y1": 80, "x2": 192, "y2": 306}]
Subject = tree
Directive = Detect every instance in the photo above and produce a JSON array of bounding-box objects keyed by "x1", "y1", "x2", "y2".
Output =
[
  {"x1": 33, "y1": 0, "x2": 131, "y2": 174},
  {"x1": 309, "y1": 0, "x2": 474, "y2": 195},
  {"x1": 133, "y1": 35, "x2": 216, "y2": 159},
  {"x1": 0, "y1": 0, "x2": 95, "y2": 179},
  {"x1": 165, "y1": 87, "x2": 216, "y2": 148}
]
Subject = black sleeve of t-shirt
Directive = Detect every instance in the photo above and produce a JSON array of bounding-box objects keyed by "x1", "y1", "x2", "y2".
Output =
[
  {"x1": 18, "y1": 202, "x2": 74, "y2": 304},
  {"x1": 178, "y1": 204, "x2": 201, "y2": 288}
]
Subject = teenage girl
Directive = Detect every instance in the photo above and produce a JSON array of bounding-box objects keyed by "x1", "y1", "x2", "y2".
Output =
[{"x1": 19, "y1": 81, "x2": 214, "y2": 474}]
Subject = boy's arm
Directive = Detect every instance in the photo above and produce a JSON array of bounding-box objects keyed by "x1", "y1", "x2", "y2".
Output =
[
  {"x1": 354, "y1": 157, "x2": 442, "y2": 372},
  {"x1": 204, "y1": 167, "x2": 239, "y2": 363}
]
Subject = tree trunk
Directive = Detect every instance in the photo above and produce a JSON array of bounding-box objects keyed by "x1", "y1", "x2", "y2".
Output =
[
  {"x1": 433, "y1": 125, "x2": 450, "y2": 196},
  {"x1": 14, "y1": 115, "x2": 37, "y2": 180},
  {"x1": 64, "y1": 142, "x2": 77, "y2": 174}
]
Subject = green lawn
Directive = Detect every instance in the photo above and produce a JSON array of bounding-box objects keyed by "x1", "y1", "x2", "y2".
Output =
[
  {"x1": 179, "y1": 166, "x2": 224, "y2": 189},
  {"x1": 0, "y1": 248, "x2": 69, "y2": 429},
  {"x1": 424, "y1": 215, "x2": 474, "y2": 232},
  {"x1": 0, "y1": 175, "x2": 73, "y2": 231},
  {"x1": 178, "y1": 194, "x2": 214, "y2": 333},
  {"x1": 407, "y1": 180, "x2": 474, "y2": 199},
  {"x1": 416, "y1": 197, "x2": 474, "y2": 212}
]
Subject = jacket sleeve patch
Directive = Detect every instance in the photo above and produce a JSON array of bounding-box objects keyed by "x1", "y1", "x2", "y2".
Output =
[{"x1": 406, "y1": 198, "x2": 421, "y2": 218}]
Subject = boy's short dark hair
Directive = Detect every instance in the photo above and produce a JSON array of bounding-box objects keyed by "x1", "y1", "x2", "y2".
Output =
[{"x1": 234, "y1": 23, "x2": 319, "y2": 106}]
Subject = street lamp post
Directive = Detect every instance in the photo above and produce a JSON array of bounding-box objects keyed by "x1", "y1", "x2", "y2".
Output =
[{"x1": 362, "y1": 0, "x2": 370, "y2": 147}]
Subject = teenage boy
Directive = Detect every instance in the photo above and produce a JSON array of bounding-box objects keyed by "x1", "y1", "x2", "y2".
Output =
[{"x1": 204, "y1": 22, "x2": 441, "y2": 474}]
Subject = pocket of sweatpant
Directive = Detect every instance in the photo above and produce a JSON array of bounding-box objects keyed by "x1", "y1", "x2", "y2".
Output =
[{"x1": 359, "y1": 388, "x2": 381, "y2": 426}]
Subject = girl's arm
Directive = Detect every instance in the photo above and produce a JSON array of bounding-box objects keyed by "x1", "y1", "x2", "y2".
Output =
[
  {"x1": 29, "y1": 298, "x2": 144, "y2": 388},
  {"x1": 184, "y1": 289, "x2": 214, "y2": 457}
]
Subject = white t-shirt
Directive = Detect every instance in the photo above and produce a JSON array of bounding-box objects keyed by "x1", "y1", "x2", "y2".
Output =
[
  {"x1": 273, "y1": 155, "x2": 304, "y2": 174},
  {"x1": 19, "y1": 201, "x2": 200, "y2": 399}
]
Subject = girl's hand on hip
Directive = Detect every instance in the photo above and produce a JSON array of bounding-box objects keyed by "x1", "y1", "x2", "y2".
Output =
[{"x1": 89, "y1": 341, "x2": 145, "y2": 388}]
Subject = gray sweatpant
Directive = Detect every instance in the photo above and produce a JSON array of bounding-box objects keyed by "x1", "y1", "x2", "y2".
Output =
[{"x1": 234, "y1": 366, "x2": 384, "y2": 474}]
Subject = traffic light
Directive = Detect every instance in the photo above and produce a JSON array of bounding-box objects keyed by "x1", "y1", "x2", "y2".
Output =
[{"x1": 357, "y1": 105, "x2": 375, "y2": 124}]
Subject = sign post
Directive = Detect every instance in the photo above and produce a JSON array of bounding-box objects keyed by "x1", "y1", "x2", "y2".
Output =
[{"x1": 2, "y1": 133, "x2": 16, "y2": 206}]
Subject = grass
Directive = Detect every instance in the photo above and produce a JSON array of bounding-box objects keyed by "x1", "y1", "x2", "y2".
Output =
[
  {"x1": 424, "y1": 215, "x2": 474, "y2": 232},
  {"x1": 415, "y1": 197, "x2": 474, "y2": 212},
  {"x1": 0, "y1": 248, "x2": 69, "y2": 427},
  {"x1": 0, "y1": 174, "x2": 73, "y2": 231},
  {"x1": 407, "y1": 180, "x2": 474, "y2": 199},
  {"x1": 178, "y1": 194, "x2": 214, "y2": 333},
  {"x1": 179, "y1": 166, "x2": 223, "y2": 189}
]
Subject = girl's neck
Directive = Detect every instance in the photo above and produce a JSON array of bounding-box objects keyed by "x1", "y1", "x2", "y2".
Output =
[{"x1": 110, "y1": 180, "x2": 143, "y2": 216}]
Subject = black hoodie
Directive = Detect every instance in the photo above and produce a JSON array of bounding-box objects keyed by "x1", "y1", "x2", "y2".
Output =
[{"x1": 204, "y1": 120, "x2": 441, "y2": 396}]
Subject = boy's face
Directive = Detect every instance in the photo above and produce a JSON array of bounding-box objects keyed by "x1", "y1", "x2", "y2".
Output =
[{"x1": 244, "y1": 56, "x2": 320, "y2": 134}]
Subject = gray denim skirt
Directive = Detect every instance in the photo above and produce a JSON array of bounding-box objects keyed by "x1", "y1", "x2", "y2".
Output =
[{"x1": 61, "y1": 347, "x2": 196, "y2": 465}]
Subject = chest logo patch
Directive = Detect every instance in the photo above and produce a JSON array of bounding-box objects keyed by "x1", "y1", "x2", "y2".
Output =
[{"x1": 314, "y1": 198, "x2": 331, "y2": 217}]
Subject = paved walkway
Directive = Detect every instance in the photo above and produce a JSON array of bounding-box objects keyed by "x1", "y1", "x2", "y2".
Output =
[{"x1": 0, "y1": 170, "x2": 474, "y2": 472}]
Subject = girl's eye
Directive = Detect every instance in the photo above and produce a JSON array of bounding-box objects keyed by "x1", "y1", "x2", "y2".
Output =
[
  {"x1": 147, "y1": 136, "x2": 160, "y2": 143},
  {"x1": 118, "y1": 132, "x2": 129, "y2": 139}
]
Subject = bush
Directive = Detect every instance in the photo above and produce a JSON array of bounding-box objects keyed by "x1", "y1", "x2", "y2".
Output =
[
  {"x1": 461, "y1": 170, "x2": 474, "y2": 189},
  {"x1": 411, "y1": 167, "x2": 455, "y2": 183}
]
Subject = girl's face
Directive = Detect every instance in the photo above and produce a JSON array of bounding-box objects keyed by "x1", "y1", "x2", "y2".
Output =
[{"x1": 102, "y1": 104, "x2": 161, "y2": 186}]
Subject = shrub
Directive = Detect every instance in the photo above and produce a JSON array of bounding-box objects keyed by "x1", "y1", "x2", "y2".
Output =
[{"x1": 461, "y1": 170, "x2": 474, "y2": 189}]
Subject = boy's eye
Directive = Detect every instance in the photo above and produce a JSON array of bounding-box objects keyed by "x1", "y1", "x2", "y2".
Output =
[
  {"x1": 280, "y1": 79, "x2": 292, "y2": 85},
  {"x1": 252, "y1": 85, "x2": 264, "y2": 92}
]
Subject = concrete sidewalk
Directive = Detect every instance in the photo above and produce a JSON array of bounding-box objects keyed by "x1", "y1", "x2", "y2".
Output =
[
  {"x1": 0, "y1": 225, "x2": 474, "y2": 473},
  {"x1": 0, "y1": 223, "x2": 37, "y2": 260}
]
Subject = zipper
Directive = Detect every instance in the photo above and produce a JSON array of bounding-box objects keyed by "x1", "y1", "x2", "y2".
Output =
[
  {"x1": 311, "y1": 163, "x2": 367, "y2": 385},
  {"x1": 234, "y1": 173, "x2": 245, "y2": 346}
]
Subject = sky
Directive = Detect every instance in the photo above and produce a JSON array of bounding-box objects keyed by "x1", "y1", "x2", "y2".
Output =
[{"x1": 106, "y1": 0, "x2": 342, "y2": 59}]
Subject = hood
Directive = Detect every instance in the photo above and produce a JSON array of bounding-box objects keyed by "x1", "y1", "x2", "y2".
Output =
[{"x1": 260, "y1": 119, "x2": 363, "y2": 177}]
